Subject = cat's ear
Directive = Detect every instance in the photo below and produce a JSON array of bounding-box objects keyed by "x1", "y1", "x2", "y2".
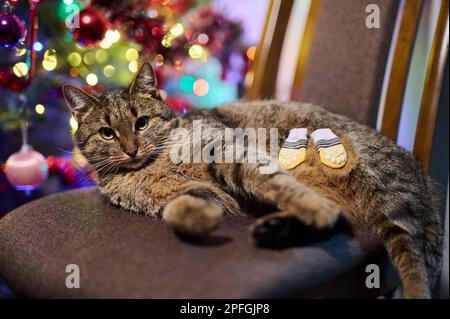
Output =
[
  {"x1": 63, "y1": 84, "x2": 99, "y2": 119},
  {"x1": 129, "y1": 61, "x2": 160, "y2": 98}
]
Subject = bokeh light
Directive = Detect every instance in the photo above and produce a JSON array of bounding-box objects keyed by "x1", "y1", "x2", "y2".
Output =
[
  {"x1": 69, "y1": 68, "x2": 79, "y2": 77},
  {"x1": 95, "y1": 49, "x2": 108, "y2": 63},
  {"x1": 103, "y1": 65, "x2": 115, "y2": 77},
  {"x1": 125, "y1": 48, "x2": 139, "y2": 61},
  {"x1": 193, "y1": 78, "x2": 209, "y2": 96},
  {"x1": 35, "y1": 104, "x2": 45, "y2": 115},
  {"x1": 169, "y1": 23, "x2": 184, "y2": 37},
  {"x1": 67, "y1": 52, "x2": 82, "y2": 66},
  {"x1": 197, "y1": 33, "x2": 209, "y2": 45},
  {"x1": 86, "y1": 73, "x2": 98, "y2": 86},
  {"x1": 246, "y1": 46, "x2": 256, "y2": 60},
  {"x1": 154, "y1": 54, "x2": 164, "y2": 67},
  {"x1": 189, "y1": 44, "x2": 204, "y2": 59},
  {"x1": 42, "y1": 49, "x2": 58, "y2": 71},
  {"x1": 33, "y1": 42, "x2": 44, "y2": 52},
  {"x1": 13, "y1": 62, "x2": 29, "y2": 78},
  {"x1": 15, "y1": 46, "x2": 27, "y2": 56},
  {"x1": 180, "y1": 75, "x2": 196, "y2": 93},
  {"x1": 128, "y1": 61, "x2": 138, "y2": 73},
  {"x1": 83, "y1": 52, "x2": 96, "y2": 65},
  {"x1": 104, "y1": 29, "x2": 121, "y2": 44}
]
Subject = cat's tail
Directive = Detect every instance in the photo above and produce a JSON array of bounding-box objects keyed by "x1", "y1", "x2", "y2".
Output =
[{"x1": 369, "y1": 179, "x2": 443, "y2": 299}]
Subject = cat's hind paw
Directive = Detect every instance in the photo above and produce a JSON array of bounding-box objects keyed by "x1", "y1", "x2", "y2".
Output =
[
  {"x1": 251, "y1": 213, "x2": 348, "y2": 248},
  {"x1": 311, "y1": 128, "x2": 347, "y2": 169},
  {"x1": 163, "y1": 195, "x2": 223, "y2": 237}
]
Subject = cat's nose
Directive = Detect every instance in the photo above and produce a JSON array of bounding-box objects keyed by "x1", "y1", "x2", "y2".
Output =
[{"x1": 125, "y1": 147, "x2": 138, "y2": 158}]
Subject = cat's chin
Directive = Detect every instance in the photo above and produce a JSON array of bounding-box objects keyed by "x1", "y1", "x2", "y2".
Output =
[{"x1": 120, "y1": 157, "x2": 149, "y2": 170}]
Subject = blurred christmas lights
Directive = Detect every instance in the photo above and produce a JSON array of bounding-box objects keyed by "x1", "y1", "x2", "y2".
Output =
[
  {"x1": 35, "y1": 104, "x2": 45, "y2": 115},
  {"x1": 86, "y1": 73, "x2": 98, "y2": 86}
]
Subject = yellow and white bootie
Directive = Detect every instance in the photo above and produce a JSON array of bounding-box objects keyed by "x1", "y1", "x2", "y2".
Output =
[
  {"x1": 278, "y1": 128, "x2": 308, "y2": 170},
  {"x1": 311, "y1": 128, "x2": 347, "y2": 169}
]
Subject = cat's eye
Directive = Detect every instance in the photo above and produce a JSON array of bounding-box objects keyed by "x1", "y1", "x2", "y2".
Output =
[
  {"x1": 99, "y1": 127, "x2": 115, "y2": 140},
  {"x1": 135, "y1": 116, "x2": 149, "y2": 131}
]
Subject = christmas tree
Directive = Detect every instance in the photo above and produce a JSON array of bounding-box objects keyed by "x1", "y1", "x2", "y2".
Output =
[{"x1": 0, "y1": 0, "x2": 255, "y2": 214}]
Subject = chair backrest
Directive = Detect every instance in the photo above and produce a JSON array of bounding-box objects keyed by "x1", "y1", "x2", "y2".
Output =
[
  {"x1": 412, "y1": 0, "x2": 449, "y2": 173},
  {"x1": 246, "y1": 0, "x2": 449, "y2": 173}
]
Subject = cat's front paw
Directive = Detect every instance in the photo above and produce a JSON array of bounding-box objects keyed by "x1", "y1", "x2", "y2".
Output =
[{"x1": 162, "y1": 195, "x2": 224, "y2": 237}]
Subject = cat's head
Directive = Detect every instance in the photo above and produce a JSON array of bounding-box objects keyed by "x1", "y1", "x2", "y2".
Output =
[{"x1": 63, "y1": 62, "x2": 174, "y2": 172}]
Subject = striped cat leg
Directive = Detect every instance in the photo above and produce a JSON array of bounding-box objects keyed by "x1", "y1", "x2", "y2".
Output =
[{"x1": 210, "y1": 162, "x2": 345, "y2": 245}]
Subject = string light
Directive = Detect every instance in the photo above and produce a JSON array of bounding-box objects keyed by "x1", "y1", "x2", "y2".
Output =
[
  {"x1": 83, "y1": 52, "x2": 95, "y2": 65},
  {"x1": 188, "y1": 44, "x2": 204, "y2": 59},
  {"x1": 128, "y1": 61, "x2": 138, "y2": 73},
  {"x1": 169, "y1": 23, "x2": 184, "y2": 37},
  {"x1": 15, "y1": 47, "x2": 27, "y2": 56},
  {"x1": 154, "y1": 54, "x2": 164, "y2": 67},
  {"x1": 67, "y1": 52, "x2": 82, "y2": 66},
  {"x1": 33, "y1": 42, "x2": 44, "y2": 52},
  {"x1": 125, "y1": 48, "x2": 139, "y2": 61},
  {"x1": 35, "y1": 104, "x2": 45, "y2": 115},
  {"x1": 103, "y1": 65, "x2": 115, "y2": 77},
  {"x1": 63, "y1": 0, "x2": 73, "y2": 5},
  {"x1": 70, "y1": 68, "x2": 79, "y2": 77},
  {"x1": 180, "y1": 76, "x2": 195, "y2": 93},
  {"x1": 147, "y1": 9, "x2": 158, "y2": 18},
  {"x1": 193, "y1": 78, "x2": 209, "y2": 96},
  {"x1": 86, "y1": 73, "x2": 98, "y2": 86},
  {"x1": 161, "y1": 34, "x2": 175, "y2": 48},
  {"x1": 79, "y1": 66, "x2": 89, "y2": 77},
  {"x1": 42, "y1": 49, "x2": 58, "y2": 71},
  {"x1": 246, "y1": 46, "x2": 256, "y2": 60},
  {"x1": 95, "y1": 49, "x2": 108, "y2": 63},
  {"x1": 197, "y1": 33, "x2": 209, "y2": 45},
  {"x1": 104, "y1": 30, "x2": 120, "y2": 43},
  {"x1": 174, "y1": 60, "x2": 183, "y2": 70},
  {"x1": 13, "y1": 62, "x2": 29, "y2": 78},
  {"x1": 99, "y1": 39, "x2": 112, "y2": 49},
  {"x1": 99, "y1": 30, "x2": 120, "y2": 49}
]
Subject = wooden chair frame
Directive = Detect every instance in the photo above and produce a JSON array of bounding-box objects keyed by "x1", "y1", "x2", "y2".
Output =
[{"x1": 247, "y1": 0, "x2": 449, "y2": 174}]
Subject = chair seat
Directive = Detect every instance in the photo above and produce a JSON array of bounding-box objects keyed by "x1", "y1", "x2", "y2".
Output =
[{"x1": 0, "y1": 187, "x2": 392, "y2": 298}]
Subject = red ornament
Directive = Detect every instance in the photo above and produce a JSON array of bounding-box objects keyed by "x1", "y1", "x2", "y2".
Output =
[
  {"x1": 72, "y1": 7, "x2": 110, "y2": 47},
  {"x1": 165, "y1": 97, "x2": 193, "y2": 115},
  {"x1": 0, "y1": 12, "x2": 27, "y2": 49},
  {"x1": 4, "y1": 145, "x2": 48, "y2": 193},
  {"x1": 0, "y1": 68, "x2": 29, "y2": 92}
]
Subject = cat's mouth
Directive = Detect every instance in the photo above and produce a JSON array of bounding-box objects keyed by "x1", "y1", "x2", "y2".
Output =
[
  {"x1": 119, "y1": 149, "x2": 162, "y2": 170},
  {"x1": 120, "y1": 156, "x2": 149, "y2": 169}
]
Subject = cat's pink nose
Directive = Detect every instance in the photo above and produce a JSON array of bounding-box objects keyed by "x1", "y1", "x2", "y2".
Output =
[{"x1": 125, "y1": 147, "x2": 138, "y2": 158}]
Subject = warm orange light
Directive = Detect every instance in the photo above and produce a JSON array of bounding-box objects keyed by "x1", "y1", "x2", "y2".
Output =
[
  {"x1": 70, "y1": 68, "x2": 79, "y2": 77},
  {"x1": 246, "y1": 46, "x2": 256, "y2": 60},
  {"x1": 82, "y1": 16, "x2": 92, "y2": 24},
  {"x1": 193, "y1": 79, "x2": 209, "y2": 96}
]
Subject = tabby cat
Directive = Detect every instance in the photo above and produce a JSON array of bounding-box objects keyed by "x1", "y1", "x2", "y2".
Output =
[{"x1": 63, "y1": 62, "x2": 443, "y2": 299}]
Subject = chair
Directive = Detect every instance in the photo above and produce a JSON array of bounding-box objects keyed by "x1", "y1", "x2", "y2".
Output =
[{"x1": 0, "y1": 0, "x2": 447, "y2": 298}]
